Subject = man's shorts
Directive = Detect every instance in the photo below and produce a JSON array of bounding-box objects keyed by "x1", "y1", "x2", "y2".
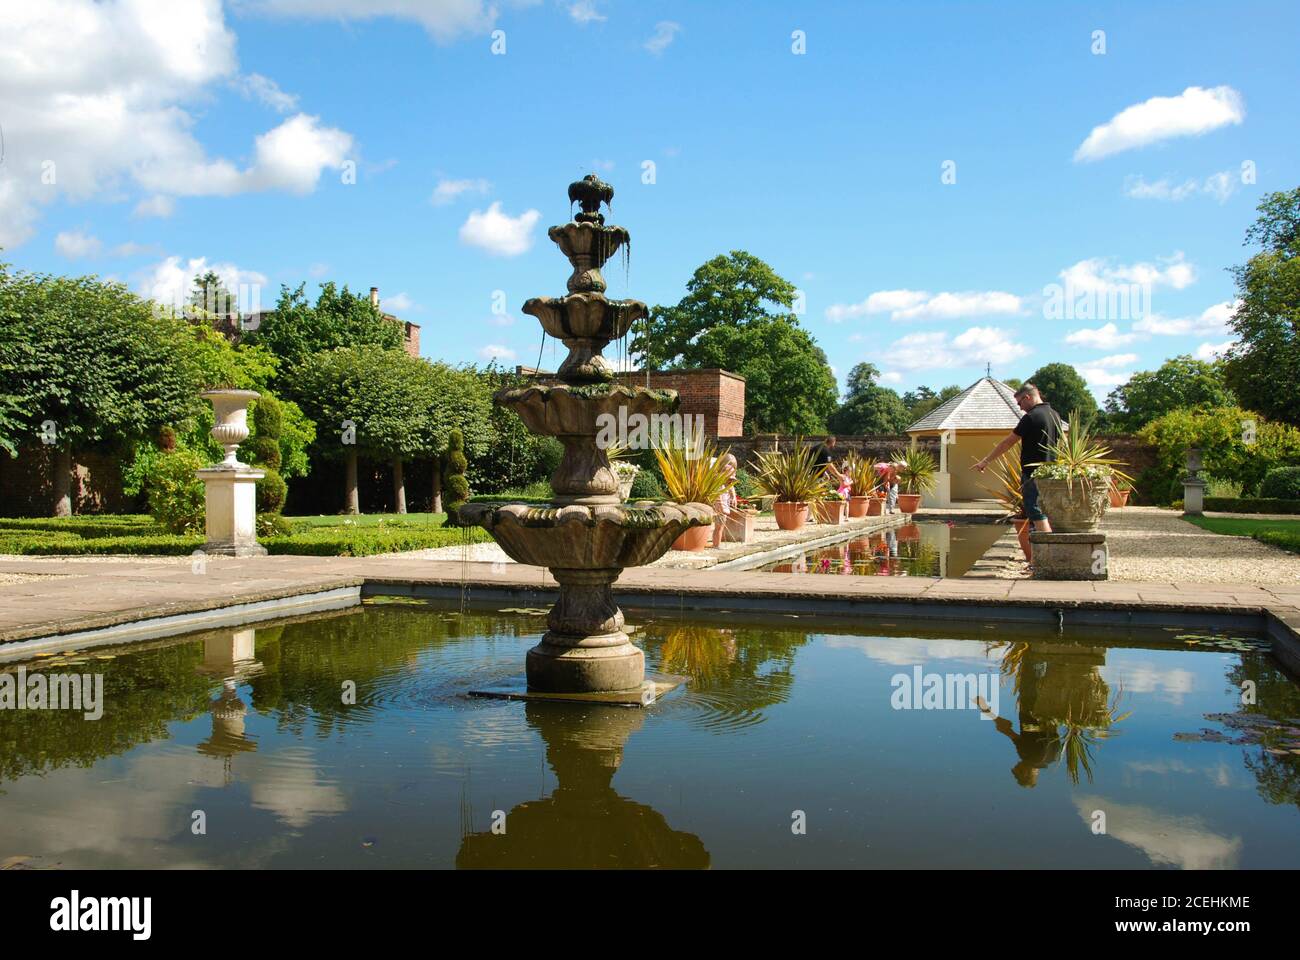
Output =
[{"x1": 1022, "y1": 474, "x2": 1048, "y2": 522}]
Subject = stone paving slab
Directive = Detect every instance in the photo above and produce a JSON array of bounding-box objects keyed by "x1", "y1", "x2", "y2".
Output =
[{"x1": 2, "y1": 552, "x2": 1297, "y2": 648}]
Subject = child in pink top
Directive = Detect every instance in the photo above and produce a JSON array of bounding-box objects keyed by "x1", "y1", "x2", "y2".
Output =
[{"x1": 712, "y1": 453, "x2": 738, "y2": 548}]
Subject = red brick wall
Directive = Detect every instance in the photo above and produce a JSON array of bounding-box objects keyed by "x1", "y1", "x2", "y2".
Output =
[
  {"x1": 403, "y1": 322, "x2": 420, "y2": 358},
  {"x1": 616, "y1": 369, "x2": 746, "y2": 437}
]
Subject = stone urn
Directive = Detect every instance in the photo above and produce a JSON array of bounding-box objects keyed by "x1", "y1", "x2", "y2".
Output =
[
  {"x1": 613, "y1": 462, "x2": 639, "y2": 500},
  {"x1": 202, "y1": 388, "x2": 260, "y2": 467},
  {"x1": 1036, "y1": 477, "x2": 1110, "y2": 532}
]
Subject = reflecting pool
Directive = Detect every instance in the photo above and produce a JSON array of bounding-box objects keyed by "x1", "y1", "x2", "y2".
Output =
[
  {"x1": 1, "y1": 601, "x2": 1297, "y2": 869},
  {"x1": 759, "y1": 520, "x2": 1007, "y2": 577}
]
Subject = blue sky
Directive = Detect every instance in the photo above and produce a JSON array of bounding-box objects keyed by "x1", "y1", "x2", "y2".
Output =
[{"x1": 3, "y1": 0, "x2": 1298, "y2": 402}]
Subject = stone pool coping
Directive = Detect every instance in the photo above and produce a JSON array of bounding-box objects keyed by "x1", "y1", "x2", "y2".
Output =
[{"x1": 2, "y1": 554, "x2": 1298, "y2": 676}]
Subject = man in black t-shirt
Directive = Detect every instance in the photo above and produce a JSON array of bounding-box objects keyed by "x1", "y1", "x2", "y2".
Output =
[{"x1": 974, "y1": 383, "x2": 1060, "y2": 542}]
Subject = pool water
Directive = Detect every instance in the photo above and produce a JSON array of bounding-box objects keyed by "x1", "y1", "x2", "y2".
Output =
[
  {"x1": 760, "y1": 520, "x2": 1007, "y2": 577},
  {"x1": 1, "y1": 601, "x2": 1297, "y2": 869}
]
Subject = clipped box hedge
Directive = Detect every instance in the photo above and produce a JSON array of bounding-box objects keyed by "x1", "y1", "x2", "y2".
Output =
[
  {"x1": 0, "y1": 515, "x2": 491, "y2": 557},
  {"x1": 1202, "y1": 497, "x2": 1300, "y2": 515}
]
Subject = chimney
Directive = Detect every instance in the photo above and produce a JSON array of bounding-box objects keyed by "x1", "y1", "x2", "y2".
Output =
[{"x1": 370, "y1": 286, "x2": 380, "y2": 309}]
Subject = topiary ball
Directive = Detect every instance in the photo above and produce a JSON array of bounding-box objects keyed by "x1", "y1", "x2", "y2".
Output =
[
  {"x1": 252, "y1": 395, "x2": 284, "y2": 439},
  {"x1": 256, "y1": 467, "x2": 288, "y2": 515}
]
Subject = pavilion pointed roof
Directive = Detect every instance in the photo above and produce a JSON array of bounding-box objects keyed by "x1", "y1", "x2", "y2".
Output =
[{"x1": 906, "y1": 376, "x2": 1022, "y2": 433}]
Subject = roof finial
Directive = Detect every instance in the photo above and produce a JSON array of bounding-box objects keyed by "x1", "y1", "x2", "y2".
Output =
[{"x1": 985, "y1": 362, "x2": 992, "y2": 378}]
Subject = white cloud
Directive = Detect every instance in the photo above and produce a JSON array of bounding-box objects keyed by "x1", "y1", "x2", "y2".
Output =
[
  {"x1": 1196, "y1": 340, "x2": 1235, "y2": 361},
  {"x1": 1065, "y1": 322, "x2": 1140, "y2": 350},
  {"x1": 458, "y1": 201, "x2": 541, "y2": 257},
  {"x1": 1133, "y1": 299, "x2": 1238, "y2": 337},
  {"x1": 308, "y1": 262, "x2": 330, "y2": 278},
  {"x1": 879, "y1": 371, "x2": 903, "y2": 384},
  {"x1": 110, "y1": 241, "x2": 161, "y2": 258},
  {"x1": 886, "y1": 326, "x2": 1030, "y2": 371},
  {"x1": 232, "y1": 72, "x2": 299, "y2": 112},
  {"x1": 54, "y1": 230, "x2": 102, "y2": 259},
  {"x1": 479, "y1": 344, "x2": 516, "y2": 361},
  {"x1": 381, "y1": 292, "x2": 416, "y2": 312},
  {"x1": 431, "y1": 177, "x2": 490, "y2": 206},
  {"x1": 1074, "y1": 85, "x2": 1245, "y2": 162},
  {"x1": 1124, "y1": 171, "x2": 1237, "y2": 204},
  {"x1": 826, "y1": 289, "x2": 1021, "y2": 323},
  {"x1": 1092, "y1": 353, "x2": 1139, "y2": 368},
  {"x1": 1078, "y1": 366, "x2": 1132, "y2": 388},
  {"x1": 137, "y1": 255, "x2": 268, "y2": 313},
  {"x1": 0, "y1": 1, "x2": 354, "y2": 246},
  {"x1": 133, "y1": 195, "x2": 176, "y2": 219},
  {"x1": 1058, "y1": 252, "x2": 1196, "y2": 295},
  {"x1": 238, "y1": 0, "x2": 497, "y2": 42},
  {"x1": 568, "y1": 1, "x2": 605, "y2": 24},
  {"x1": 644, "y1": 20, "x2": 681, "y2": 55},
  {"x1": 136, "y1": 113, "x2": 353, "y2": 197}
]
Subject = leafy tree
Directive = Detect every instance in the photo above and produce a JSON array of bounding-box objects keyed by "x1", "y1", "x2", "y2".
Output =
[
  {"x1": 246, "y1": 281, "x2": 404, "y2": 373},
  {"x1": 0, "y1": 265, "x2": 207, "y2": 515},
  {"x1": 827, "y1": 362, "x2": 911, "y2": 434},
  {"x1": 633, "y1": 252, "x2": 838, "y2": 434},
  {"x1": 188, "y1": 270, "x2": 238, "y2": 320},
  {"x1": 291, "y1": 346, "x2": 489, "y2": 513},
  {"x1": 1222, "y1": 188, "x2": 1300, "y2": 425},
  {"x1": 1137, "y1": 405, "x2": 1300, "y2": 502},
  {"x1": 1104, "y1": 355, "x2": 1236, "y2": 432},
  {"x1": 1026, "y1": 362, "x2": 1097, "y2": 420},
  {"x1": 904, "y1": 384, "x2": 962, "y2": 421}
]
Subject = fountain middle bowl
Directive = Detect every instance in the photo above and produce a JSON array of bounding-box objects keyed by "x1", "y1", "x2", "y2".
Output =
[
  {"x1": 457, "y1": 501, "x2": 714, "y2": 569},
  {"x1": 497, "y1": 382, "x2": 679, "y2": 437}
]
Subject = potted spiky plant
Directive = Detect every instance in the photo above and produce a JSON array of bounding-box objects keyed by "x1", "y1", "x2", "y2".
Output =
[
  {"x1": 753, "y1": 439, "x2": 830, "y2": 530},
  {"x1": 894, "y1": 446, "x2": 938, "y2": 514},
  {"x1": 1108, "y1": 476, "x2": 1132, "y2": 508},
  {"x1": 1031, "y1": 412, "x2": 1134, "y2": 532},
  {"x1": 846, "y1": 453, "x2": 878, "y2": 518},
  {"x1": 979, "y1": 451, "x2": 1030, "y2": 560},
  {"x1": 813, "y1": 489, "x2": 848, "y2": 524},
  {"x1": 655, "y1": 439, "x2": 734, "y2": 550}
]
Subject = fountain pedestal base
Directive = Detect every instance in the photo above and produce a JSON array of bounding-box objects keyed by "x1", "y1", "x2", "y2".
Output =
[{"x1": 526, "y1": 567, "x2": 643, "y2": 692}]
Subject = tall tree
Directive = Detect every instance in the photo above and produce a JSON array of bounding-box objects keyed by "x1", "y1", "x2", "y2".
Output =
[
  {"x1": 291, "y1": 346, "x2": 488, "y2": 513},
  {"x1": 1223, "y1": 187, "x2": 1300, "y2": 425},
  {"x1": 246, "y1": 281, "x2": 404, "y2": 373},
  {"x1": 634, "y1": 251, "x2": 837, "y2": 434},
  {"x1": 904, "y1": 384, "x2": 962, "y2": 421},
  {"x1": 1026, "y1": 362, "x2": 1097, "y2": 420},
  {"x1": 1104, "y1": 355, "x2": 1236, "y2": 432},
  {"x1": 0, "y1": 265, "x2": 206, "y2": 515},
  {"x1": 828, "y1": 363, "x2": 911, "y2": 434}
]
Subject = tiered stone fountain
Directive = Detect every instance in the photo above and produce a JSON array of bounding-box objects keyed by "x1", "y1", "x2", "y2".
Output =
[{"x1": 460, "y1": 175, "x2": 712, "y2": 695}]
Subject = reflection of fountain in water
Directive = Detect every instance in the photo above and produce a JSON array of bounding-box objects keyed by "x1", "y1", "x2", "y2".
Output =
[{"x1": 456, "y1": 702, "x2": 708, "y2": 868}]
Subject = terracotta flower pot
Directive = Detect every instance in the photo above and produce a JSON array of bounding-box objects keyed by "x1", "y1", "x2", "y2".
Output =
[
  {"x1": 773, "y1": 501, "x2": 810, "y2": 530},
  {"x1": 813, "y1": 499, "x2": 847, "y2": 524},
  {"x1": 1108, "y1": 487, "x2": 1130, "y2": 508},
  {"x1": 897, "y1": 493, "x2": 922, "y2": 514},
  {"x1": 866, "y1": 497, "x2": 884, "y2": 516},
  {"x1": 1036, "y1": 477, "x2": 1110, "y2": 533},
  {"x1": 671, "y1": 524, "x2": 712, "y2": 551},
  {"x1": 848, "y1": 495, "x2": 870, "y2": 518},
  {"x1": 722, "y1": 508, "x2": 757, "y2": 542}
]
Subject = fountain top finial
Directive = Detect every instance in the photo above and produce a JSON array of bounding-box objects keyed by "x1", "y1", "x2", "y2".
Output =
[{"x1": 568, "y1": 174, "x2": 614, "y2": 224}]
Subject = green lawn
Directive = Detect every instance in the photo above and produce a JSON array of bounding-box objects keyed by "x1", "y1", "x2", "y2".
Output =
[
  {"x1": 1183, "y1": 515, "x2": 1300, "y2": 555},
  {"x1": 0, "y1": 513, "x2": 491, "y2": 557}
]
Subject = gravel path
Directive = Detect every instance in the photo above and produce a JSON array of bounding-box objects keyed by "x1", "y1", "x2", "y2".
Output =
[{"x1": 1105, "y1": 507, "x2": 1300, "y2": 584}]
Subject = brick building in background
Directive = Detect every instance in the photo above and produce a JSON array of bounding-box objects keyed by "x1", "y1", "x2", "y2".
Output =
[{"x1": 517, "y1": 367, "x2": 746, "y2": 437}]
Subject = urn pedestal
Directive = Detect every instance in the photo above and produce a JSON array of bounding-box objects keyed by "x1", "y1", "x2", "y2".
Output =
[{"x1": 197, "y1": 389, "x2": 266, "y2": 557}]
